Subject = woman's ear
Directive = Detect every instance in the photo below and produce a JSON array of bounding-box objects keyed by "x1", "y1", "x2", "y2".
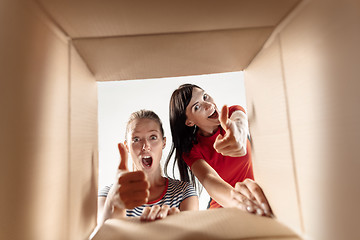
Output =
[
  {"x1": 123, "y1": 140, "x2": 130, "y2": 152},
  {"x1": 162, "y1": 137, "x2": 166, "y2": 149},
  {"x1": 185, "y1": 119, "x2": 195, "y2": 127}
]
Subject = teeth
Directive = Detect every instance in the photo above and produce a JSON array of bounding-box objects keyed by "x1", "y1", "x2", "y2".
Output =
[{"x1": 142, "y1": 156, "x2": 152, "y2": 167}]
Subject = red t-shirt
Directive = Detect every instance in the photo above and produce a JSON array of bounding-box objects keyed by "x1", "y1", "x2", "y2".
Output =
[{"x1": 183, "y1": 105, "x2": 254, "y2": 208}]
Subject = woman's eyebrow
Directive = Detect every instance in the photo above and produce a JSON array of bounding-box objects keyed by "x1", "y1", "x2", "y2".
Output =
[
  {"x1": 149, "y1": 130, "x2": 160, "y2": 133},
  {"x1": 132, "y1": 129, "x2": 159, "y2": 135},
  {"x1": 191, "y1": 101, "x2": 199, "y2": 109}
]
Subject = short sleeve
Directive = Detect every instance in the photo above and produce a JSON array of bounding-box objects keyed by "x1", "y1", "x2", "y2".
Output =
[
  {"x1": 98, "y1": 184, "x2": 113, "y2": 197},
  {"x1": 182, "y1": 182, "x2": 198, "y2": 200},
  {"x1": 183, "y1": 146, "x2": 204, "y2": 168}
]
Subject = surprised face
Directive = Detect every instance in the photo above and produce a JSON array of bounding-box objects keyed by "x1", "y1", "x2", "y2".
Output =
[{"x1": 125, "y1": 118, "x2": 165, "y2": 173}]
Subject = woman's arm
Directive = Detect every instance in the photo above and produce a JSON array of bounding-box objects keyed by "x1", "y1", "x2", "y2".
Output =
[
  {"x1": 179, "y1": 195, "x2": 199, "y2": 211},
  {"x1": 191, "y1": 159, "x2": 234, "y2": 208},
  {"x1": 91, "y1": 194, "x2": 126, "y2": 240},
  {"x1": 191, "y1": 159, "x2": 271, "y2": 216},
  {"x1": 97, "y1": 185, "x2": 127, "y2": 225}
]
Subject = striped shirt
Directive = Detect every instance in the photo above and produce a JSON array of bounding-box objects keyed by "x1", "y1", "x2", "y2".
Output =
[{"x1": 98, "y1": 178, "x2": 197, "y2": 217}]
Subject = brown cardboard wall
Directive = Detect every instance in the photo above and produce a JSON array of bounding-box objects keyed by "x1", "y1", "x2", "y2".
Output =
[
  {"x1": 37, "y1": 0, "x2": 300, "y2": 81},
  {"x1": 0, "y1": 1, "x2": 70, "y2": 239},
  {"x1": 0, "y1": 1, "x2": 98, "y2": 239},
  {"x1": 73, "y1": 28, "x2": 273, "y2": 81},
  {"x1": 244, "y1": 37, "x2": 302, "y2": 235},
  {"x1": 68, "y1": 45, "x2": 98, "y2": 239},
  {"x1": 37, "y1": 0, "x2": 300, "y2": 38},
  {"x1": 245, "y1": 0, "x2": 360, "y2": 239}
]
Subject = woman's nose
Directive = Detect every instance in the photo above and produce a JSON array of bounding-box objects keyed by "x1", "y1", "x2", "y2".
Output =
[
  {"x1": 142, "y1": 140, "x2": 151, "y2": 151},
  {"x1": 203, "y1": 102, "x2": 212, "y2": 110}
]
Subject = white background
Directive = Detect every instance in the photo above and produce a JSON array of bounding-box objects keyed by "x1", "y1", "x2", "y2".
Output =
[{"x1": 97, "y1": 71, "x2": 247, "y2": 210}]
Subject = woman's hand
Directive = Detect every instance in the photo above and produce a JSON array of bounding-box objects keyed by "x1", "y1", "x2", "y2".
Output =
[
  {"x1": 214, "y1": 105, "x2": 248, "y2": 157},
  {"x1": 231, "y1": 179, "x2": 273, "y2": 218},
  {"x1": 140, "y1": 205, "x2": 180, "y2": 221},
  {"x1": 98, "y1": 143, "x2": 150, "y2": 225},
  {"x1": 109, "y1": 143, "x2": 150, "y2": 210}
]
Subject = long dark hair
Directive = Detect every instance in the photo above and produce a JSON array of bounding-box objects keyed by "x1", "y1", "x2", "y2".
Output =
[{"x1": 164, "y1": 84, "x2": 202, "y2": 191}]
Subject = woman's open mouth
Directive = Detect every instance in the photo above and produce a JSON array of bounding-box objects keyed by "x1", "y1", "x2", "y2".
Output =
[
  {"x1": 142, "y1": 156, "x2": 153, "y2": 168},
  {"x1": 208, "y1": 109, "x2": 219, "y2": 119}
]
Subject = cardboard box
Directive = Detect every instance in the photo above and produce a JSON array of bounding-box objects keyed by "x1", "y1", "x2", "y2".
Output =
[{"x1": 1, "y1": 0, "x2": 359, "y2": 239}]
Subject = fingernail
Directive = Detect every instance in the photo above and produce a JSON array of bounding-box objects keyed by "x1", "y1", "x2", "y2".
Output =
[
  {"x1": 246, "y1": 206, "x2": 254, "y2": 212},
  {"x1": 256, "y1": 208, "x2": 263, "y2": 215},
  {"x1": 261, "y1": 203, "x2": 270, "y2": 211}
]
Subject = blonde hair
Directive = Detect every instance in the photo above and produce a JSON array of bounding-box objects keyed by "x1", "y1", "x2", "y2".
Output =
[{"x1": 125, "y1": 109, "x2": 164, "y2": 140}]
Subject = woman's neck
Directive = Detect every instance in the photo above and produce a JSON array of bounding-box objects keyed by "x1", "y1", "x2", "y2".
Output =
[
  {"x1": 146, "y1": 172, "x2": 165, "y2": 187},
  {"x1": 146, "y1": 172, "x2": 167, "y2": 202},
  {"x1": 198, "y1": 125, "x2": 219, "y2": 137}
]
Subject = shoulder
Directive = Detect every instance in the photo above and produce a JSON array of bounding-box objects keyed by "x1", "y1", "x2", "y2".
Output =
[
  {"x1": 168, "y1": 178, "x2": 187, "y2": 188},
  {"x1": 229, "y1": 105, "x2": 246, "y2": 115},
  {"x1": 229, "y1": 105, "x2": 248, "y2": 121},
  {"x1": 166, "y1": 178, "x2": 197, "y2": 200},
  {"x1": 167, "y1": 178, "x2": 194, "y2": 191},
  {"x1": 182, "y1": 144, "x2": 203, "y2": 168}
]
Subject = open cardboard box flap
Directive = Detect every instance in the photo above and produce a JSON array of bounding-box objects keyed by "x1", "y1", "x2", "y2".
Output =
[{"x1": 93, "y1": 208, "x2": 300, "y2": 240}]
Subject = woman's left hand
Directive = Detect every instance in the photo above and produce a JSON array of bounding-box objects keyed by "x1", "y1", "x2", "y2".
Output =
[{"x1": 140, "y1": 205, "x2": 180, "y2": 221}]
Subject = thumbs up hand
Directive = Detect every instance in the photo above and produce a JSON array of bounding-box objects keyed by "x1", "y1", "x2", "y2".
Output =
[
  {"x1": 213, "y1": 105, "x2": 248, "y2": 157},
  {"x1": 108, "y1": 143, "x2": 150, "y2": 210}
]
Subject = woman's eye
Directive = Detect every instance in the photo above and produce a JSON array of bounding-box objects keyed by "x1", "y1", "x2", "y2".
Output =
[
  {"x1": 203, "y1": 94, "x2": 208, "y2": 100},
  {"x1": 150, "y1": 135, "x2": 158, "y2": 140},
  {"x1": 132, "y1": 137, "x2": 140, "y2": 143},
  {"x1": 194, "y1": 105, "x2": 200, "y2": 111}
]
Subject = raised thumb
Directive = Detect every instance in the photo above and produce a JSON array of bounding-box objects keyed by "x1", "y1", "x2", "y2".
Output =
[
  {"x1": 118, "y1": 143, "x2": 128, "y2": 171},
  {"x1": 219, "y1": 105, "x2": 229, "y2": 130},
  {"x1": 213, "y1": 133, "x2": 224, "y2": 150}
]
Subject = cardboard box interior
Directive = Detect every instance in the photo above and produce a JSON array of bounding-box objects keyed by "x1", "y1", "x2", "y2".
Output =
[{"x1": 1, "y1": 0, "x2": 359, "y2": 239}]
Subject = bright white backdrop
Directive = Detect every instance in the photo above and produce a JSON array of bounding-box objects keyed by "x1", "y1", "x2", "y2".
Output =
[{"x1": 98, "y1": 71, "x2": 247, "y2": 210}]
